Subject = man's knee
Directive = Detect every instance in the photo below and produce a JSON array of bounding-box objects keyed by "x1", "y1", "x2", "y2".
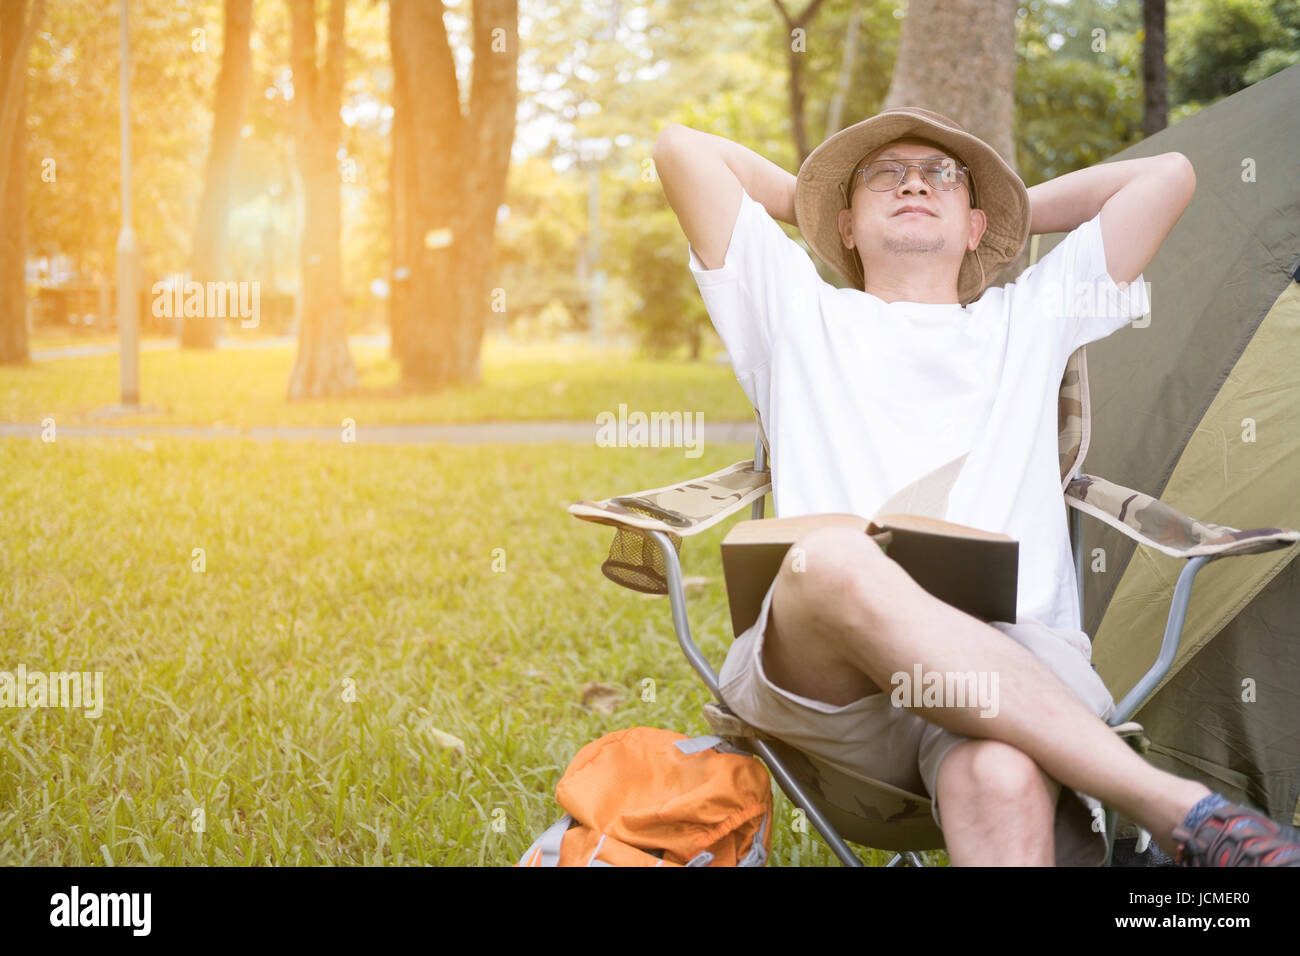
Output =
[
  {"x1": 936, "y1": 739, "x2": 1061, "y2": 865},
  {"x1": 764, "y1": 526, "x2": 890, "y2": 704},
  {"x1": 939, "y1": 739, "x2": 1058, "y2": 809},
  {"x1": 774, "y1": 525, "x2": 891, "y2": 635}
]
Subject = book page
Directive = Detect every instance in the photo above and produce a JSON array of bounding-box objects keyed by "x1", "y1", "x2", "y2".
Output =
[
  {"x1": 873, "y1": 452, "x2": 968, "y2": 519},
  {"x1": 722, "y1": 512, "x2": 869, "y2": 545},
  {"x1": 870, "y1": 513, "x2": 1013, "y2": 542}
]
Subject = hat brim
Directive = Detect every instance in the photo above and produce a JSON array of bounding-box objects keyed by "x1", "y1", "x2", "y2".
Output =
[{"x1": 794, "y1": 110, "x2": 1030, "y2": 306}]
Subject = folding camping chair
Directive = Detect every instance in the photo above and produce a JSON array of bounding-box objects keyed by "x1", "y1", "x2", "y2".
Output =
[{"x1": 567, "y1": 342, "x2": 1300, "y2": 866}]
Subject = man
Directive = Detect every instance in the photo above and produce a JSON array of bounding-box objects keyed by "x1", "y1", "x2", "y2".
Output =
[{"x1": 652, "y1": 106, "x2": 1300, "y2": 866}]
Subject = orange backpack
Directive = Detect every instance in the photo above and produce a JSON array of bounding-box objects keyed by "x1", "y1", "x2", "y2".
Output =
[{"x1": 516, "y1": 727, "x2": 773, "y2": 867}]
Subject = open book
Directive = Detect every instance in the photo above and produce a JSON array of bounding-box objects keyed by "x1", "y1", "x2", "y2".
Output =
[{"x1": 719, "y1": 452, "x2": 1018, "y2": 637}]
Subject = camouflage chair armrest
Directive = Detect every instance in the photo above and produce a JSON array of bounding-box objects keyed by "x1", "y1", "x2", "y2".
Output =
[
  {"x1": 568, "y1": 458, "x2": 771, "y2": 537},
  {"x1": 1065, "y1": 473, "x2": 1300, "y2": 559},
  {"x1": 568, "y1": 459, "x2": 772, "y2": 595}
]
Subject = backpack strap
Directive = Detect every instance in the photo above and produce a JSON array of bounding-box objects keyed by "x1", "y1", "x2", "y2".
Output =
[
  {"x1": 674, "y1": 733, "x2": 749, "y2": 756},
  {"x1": 519, "y1": 813, "x2": 574, "y2": 867},
  {"x1": 586, "y1": 833, "x2": 614, "y2": 866},
  {"x1": 738, "y1": 810, "x2": 769, "y2": 867},
  {"x1": 673, "y1": 734, "x2": 725, "y2": 754}
]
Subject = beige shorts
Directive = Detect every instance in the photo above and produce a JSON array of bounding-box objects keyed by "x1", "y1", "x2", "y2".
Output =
[{"x1": 717, "y1": 576, "x2": 1118, "y2": 866}]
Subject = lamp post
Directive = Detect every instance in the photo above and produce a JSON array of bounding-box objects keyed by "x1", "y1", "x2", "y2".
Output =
[
  {"x1": 115, "y1": 0, "x2": 139, "y2": 406},
  {"x1": 577, "y1": 138, "x2": 610, "y2": 347}
]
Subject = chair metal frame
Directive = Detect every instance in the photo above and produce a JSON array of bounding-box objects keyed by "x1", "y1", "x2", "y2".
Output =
[{"x1": 643, "y1": 427, "x2": 1219, "y2": 867}]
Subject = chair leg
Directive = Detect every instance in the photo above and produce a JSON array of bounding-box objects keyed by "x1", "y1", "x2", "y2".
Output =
[
  {"x1": 1098, "y1": 554, "x2": 1215, "y2": 865},
  {"x1": 1109, "y1": 554, "x2": 1213, "y2": 724},
  {"x1": 1070, "y1": 504, "x2": 1084, "y2": 620},
  {"x1": 648, "y1": 528, "x2": 864, "y2": 867},
  {"x1": 751, "y1": 738, "x2": 865, "y2": 867},
  {"x1": 1103, "y1": 807, "x2": 1118, "y2": 866}
]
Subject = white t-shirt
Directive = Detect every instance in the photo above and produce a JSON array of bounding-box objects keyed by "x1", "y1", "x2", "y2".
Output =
[{"x1": 688, "y1": 187, "x2": 1150, "y2": 634}]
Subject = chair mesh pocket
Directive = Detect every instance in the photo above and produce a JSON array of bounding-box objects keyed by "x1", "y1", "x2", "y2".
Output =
[{"x1": 602, "y1": 526, "x2": 682, "y2": 595}]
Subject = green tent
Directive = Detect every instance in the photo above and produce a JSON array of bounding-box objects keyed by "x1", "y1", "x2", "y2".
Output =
[{"x1": 1032, "y1": 65, "x2": 1300, "y2": 828}]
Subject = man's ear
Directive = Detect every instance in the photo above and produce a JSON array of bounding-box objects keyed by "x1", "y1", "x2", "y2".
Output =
[
  {"x1": 837, "y1": 207, "x2": 856, "y2": 249},
  {"x1": 968, "y1": 207, "x2": 988, "y2": 251}
]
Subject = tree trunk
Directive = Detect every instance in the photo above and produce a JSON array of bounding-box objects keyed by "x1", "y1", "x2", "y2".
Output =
[
  {"x1": 825, "y1": 3, "x2": 862, "y2": 139},
  {"x1": 183, "y1": 0, "x2": 254, "y2": 349},
  {"x1": 388, "y1": 0, "x2": 518, "y2": 391},
  {"x1": 884, "y1": 0, "x2": 1025, "y2": 282},
  {"x1": 285, "y1": 0, "x2": 358, "y2": 400},
  {"x1": 1143, "y1": 0, "x2": 1168, "y2": 137},
  {"x1": 0, "y1": 0, "x2": 42, "y2": 366},
  {"x1": 771, "y1": 0, "x2": 829, "y2": 166}
]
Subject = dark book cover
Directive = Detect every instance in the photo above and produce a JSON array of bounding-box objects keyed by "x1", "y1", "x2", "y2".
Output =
[{"x1": 720, "y1": 512, "x2": 1018, "y2": 638}]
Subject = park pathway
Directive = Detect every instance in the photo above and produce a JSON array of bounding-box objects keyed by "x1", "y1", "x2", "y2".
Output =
[
  {"x1": 29, "y1": 334, "x2": 390, "y2": 361},
  {"x1": 0, "y1": 420, "x2": 757, "y2": 445}
]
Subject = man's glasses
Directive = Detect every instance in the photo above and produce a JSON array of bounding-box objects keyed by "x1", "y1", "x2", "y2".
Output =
[{"x1": 854, "y1": 159, "x2": 972, "y2": 194}]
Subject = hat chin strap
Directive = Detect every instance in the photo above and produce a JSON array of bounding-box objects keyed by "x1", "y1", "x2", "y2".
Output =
[{"x1": 956, "y1": 250, "x2": 987, "y2": 306}]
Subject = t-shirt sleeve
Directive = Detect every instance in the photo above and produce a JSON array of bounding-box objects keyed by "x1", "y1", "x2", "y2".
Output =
[
  {"x1": 687, "y1": 186, "x2": 826, "y2": 377},
  {"x1": 1013, "y1": 209, "x2": 1151, "y2": 359}
]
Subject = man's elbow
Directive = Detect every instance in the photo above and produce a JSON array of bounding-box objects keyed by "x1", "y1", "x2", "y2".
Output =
[
  {"x1": 1160, "y1": 151, "x2": 1196, "y2": 200},
  {"x1": 654, "y1": 124, "x2": 692, "y2": 160}
]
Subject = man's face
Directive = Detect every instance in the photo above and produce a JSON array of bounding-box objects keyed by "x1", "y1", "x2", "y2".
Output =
[{"x1": 836, "y1": 137, "x2": 987, "y2": 288}]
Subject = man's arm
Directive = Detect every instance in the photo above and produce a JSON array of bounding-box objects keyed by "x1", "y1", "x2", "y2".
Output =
[
  {"x1": 1026, "y1": 152, "x2": 1196, "y2": 285},
  {"x1": 652, "y1": 124, "x2": 798, "y2": 270}
]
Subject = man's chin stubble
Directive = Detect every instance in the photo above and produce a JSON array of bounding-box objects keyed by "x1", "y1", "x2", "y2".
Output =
[{"x1": 882, "y1": 234, "x2": 946, "y2": 255}]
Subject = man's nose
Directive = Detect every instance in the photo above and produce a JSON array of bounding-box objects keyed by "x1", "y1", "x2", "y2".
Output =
[{"x1": 899, "y1": 166, "x2": 930, "y2": 192}]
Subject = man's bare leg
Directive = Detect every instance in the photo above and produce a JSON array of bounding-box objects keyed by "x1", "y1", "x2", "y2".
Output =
[
  {"x1": 762, "y1": 525, "x2": 1210, "y2": 859},
  {"x1": 935, "y1": 740, "x2": 1061, "y2": 865},
  {"x1": 762, "y1": 559, "x2": 1063, "y2": 864}
]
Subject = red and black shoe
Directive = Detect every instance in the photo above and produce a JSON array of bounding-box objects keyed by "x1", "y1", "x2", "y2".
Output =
[{"x1": 1172, "y1": 802, "x2": 1300, "y2": 867}]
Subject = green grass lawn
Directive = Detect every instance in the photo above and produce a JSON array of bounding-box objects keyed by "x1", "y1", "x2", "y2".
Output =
[
  {"x1": 0, "y1": 438, "x2": 933, "y2": 866},
  {"x1": 1, "y1": 339, "x2": 755, "y2": 427}
]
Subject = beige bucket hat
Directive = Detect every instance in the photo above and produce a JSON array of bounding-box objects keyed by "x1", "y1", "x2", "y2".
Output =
[{"x1": 793, "y1": 106, "x2": 1030, "y2": 306}]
